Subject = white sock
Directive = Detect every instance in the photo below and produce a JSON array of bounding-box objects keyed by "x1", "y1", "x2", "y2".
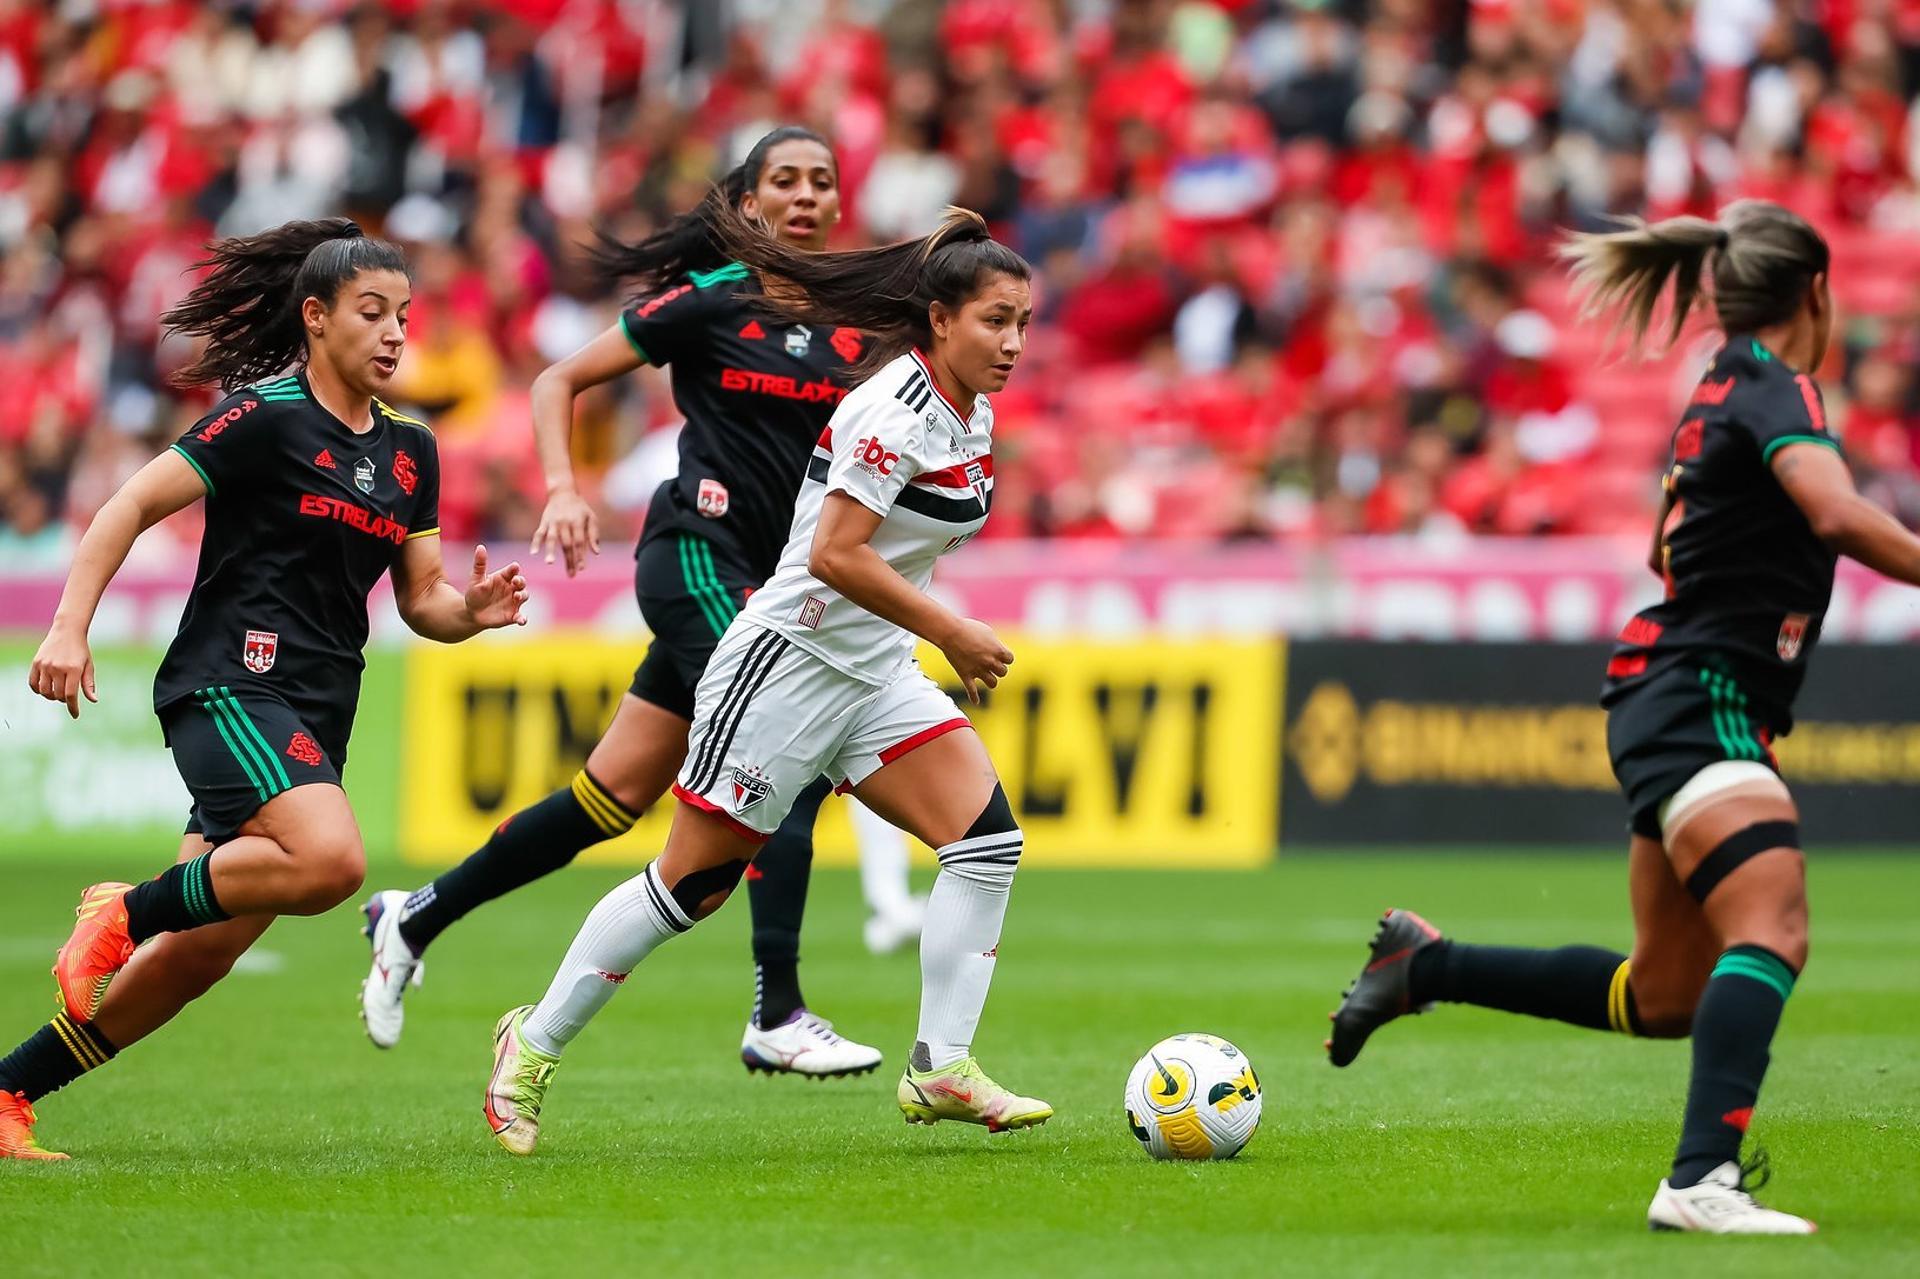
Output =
[
  {"x1": 521, "y1": 861, "x2": 692, "y2": 1055},
  {"x1": 914, "y1": 826, "x2": 1022, "y2": 1071},
  {"x1": 850, "y1": 798, "x2": 913, "y2": 915}
]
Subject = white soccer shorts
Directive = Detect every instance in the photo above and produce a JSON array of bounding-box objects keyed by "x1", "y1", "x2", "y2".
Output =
[{"x1": 672, "y1": 623, "x2": 973, "y2": 839}]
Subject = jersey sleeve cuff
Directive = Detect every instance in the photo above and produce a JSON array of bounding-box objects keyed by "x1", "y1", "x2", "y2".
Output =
[
  {"x1": 618, "y1": 311, "x2": 651, "y2": 364},
  {"x1": 1762, "y1": 434, "x2": 1841, "y2": 464},
  {"x1": 826, "y1": 483, "x2": 894, "y2": 518},
  {"x1": 403, "y1": 526, "x2": 440, "y2": 541},
  {"x1": 169, "y1": 442, "x2": 215, "y2": 496}
]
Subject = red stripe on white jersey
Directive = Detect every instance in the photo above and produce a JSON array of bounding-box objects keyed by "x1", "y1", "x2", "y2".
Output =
[{"x1": 912, "y1": 456, "x2": 994, "y2": 489}]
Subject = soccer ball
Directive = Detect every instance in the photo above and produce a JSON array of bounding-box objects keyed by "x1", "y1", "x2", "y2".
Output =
[{"x1": 1124, "y1": 1033, "x2": 1262, "y2": 1160}]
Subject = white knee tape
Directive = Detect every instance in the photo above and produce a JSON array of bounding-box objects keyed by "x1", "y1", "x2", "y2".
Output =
[{"x1": 1658, "y1": 761, "x2": 1790, "y2": 842}]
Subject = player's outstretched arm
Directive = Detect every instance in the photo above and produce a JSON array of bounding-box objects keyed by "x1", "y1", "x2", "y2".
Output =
[
  {"x1": 391, "y1": 537, "x2": 530, "y2": 642},
  {"x1": 807, "y1": 492, "x2": 1011, "y2": 703},
  {"x1": 527, "y1": 324, "x2": 641, "y2": 576},
  {"x1": 1773, "y1": 441, "x2": 1920, "y2": 586},
  {"x1": 28, "y1": 449, "x2": 207, "y2": 718}
]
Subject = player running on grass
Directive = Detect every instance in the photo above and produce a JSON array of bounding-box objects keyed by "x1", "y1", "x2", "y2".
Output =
[
  {"x1": 483, "y1": 207, "x2": 1048, "y2": 1155},
  {"x1": 1326, "y1": 199, "x2": 1920, "y2": 1234},
  {"x1": 0, "y1": 219, "x2": 528, "y2": 1161},
  {"x1": 358, "y1": 128, "x2": 922, "y2": 1077}
]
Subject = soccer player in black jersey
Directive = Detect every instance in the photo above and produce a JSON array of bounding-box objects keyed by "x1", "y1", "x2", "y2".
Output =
[
  {"x1": 0, "y1": 219, "x2": 528, "y2": 1160},
  {"x1": 1325, "y1": 200, "x2": 1920, "y2": 1233},
  {"x1": 360, "y1": 127, "x2": 897, "y2": 1076}
]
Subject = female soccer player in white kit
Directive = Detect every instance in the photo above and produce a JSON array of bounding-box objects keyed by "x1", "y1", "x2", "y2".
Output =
[{"x1": 482, "y1": 208, "x2": 1047, "y2": 1153}]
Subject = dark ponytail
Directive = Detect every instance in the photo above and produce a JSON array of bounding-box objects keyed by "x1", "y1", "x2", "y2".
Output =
[
  {"x1": 713, "y1": 205, "x2": 1031, "y2": 378},
  {"x1": 162, "y1": 217, "x2": 410, "y2": 390},
  {"x1": 589, "y1": 125, "x2": 836, "y2": 291},
  {"x1": 1559, "y1": 199, "x2": 1830, "y2": 352}
]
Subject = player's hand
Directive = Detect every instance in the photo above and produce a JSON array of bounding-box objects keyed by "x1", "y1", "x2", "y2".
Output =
[
  {"x1": 939, "y1": 617, "x2": 1013, "y2": 704},
  {"x1": 28, "y1": 624, "x2": 97, "y2": 719},
  {"x1": 530, "y1": 487, "x2": 600, "y2": 578},
  {"x1": 464, "y1": 545, "x2": 530, "y2": 630}
]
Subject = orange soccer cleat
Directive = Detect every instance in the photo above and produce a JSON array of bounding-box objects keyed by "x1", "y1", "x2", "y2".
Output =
[
  {"x1": 0, "y1": 1091, "x2": 68, "y2": 1161},
  {"x1": 52, "y1": 882, "x2": 136, "y2": 1024}
]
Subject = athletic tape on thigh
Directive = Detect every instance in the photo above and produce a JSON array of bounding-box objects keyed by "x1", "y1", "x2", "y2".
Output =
[
  {"x1": 938, "y1": 786, "x2": 1022, "y2": 872},
  {"x1": 1686, "y1": 820, "x2": 1799, "y2": 903},
  {"x1": 1658, "y1": 760, "x2": 1786, "y2": 842}
]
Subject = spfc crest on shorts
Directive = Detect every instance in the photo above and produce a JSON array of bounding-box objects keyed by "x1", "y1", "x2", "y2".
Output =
[
  {"x1": 353, "y1": 456, "x2": 376, "y2": 494},
  {"x1": 243, "y1": 629, "x2": 278, "y2": 673},
  {"x1": 1777, "y1": 613, "x2": 1810, "y2": 662},
  {"x1": 730, "y1": 765, "x2": 772, "y2": 813}
]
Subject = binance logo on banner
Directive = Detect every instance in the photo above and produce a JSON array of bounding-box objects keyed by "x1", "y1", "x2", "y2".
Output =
[{"x1": 401, "y1": 634, "x2": 1282, "y2": 867}]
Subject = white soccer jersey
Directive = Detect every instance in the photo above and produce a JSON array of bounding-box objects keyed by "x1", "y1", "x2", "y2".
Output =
[{"x1": 741, "y1": 349, "x2": 994, "y2": 684}]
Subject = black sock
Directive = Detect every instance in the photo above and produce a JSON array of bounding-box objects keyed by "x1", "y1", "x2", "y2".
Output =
[
  {"x1": 0, "y1": 1013, "x2": 118, "y2": 1102},
  {"x1": 399, "y1": 770, "x2": 636, "y2": 953},
  {"x1": 1410, "y1": 940, "x2": 1641, "y2": 1034},
  {"x1": 123, "y1": 852, "x2": 230, "y2": 944},
  {"x1": 1671, "y1": 945, "x2": 1797, "y2": 1188},
  {"x1": 748, "y1": 778, "x2": 828, "y2": 1029}
]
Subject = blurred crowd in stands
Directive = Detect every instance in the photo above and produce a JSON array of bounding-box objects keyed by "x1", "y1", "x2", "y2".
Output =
[{"x1": 6, "y1": 0, "x2": 1920, "y2": 564}]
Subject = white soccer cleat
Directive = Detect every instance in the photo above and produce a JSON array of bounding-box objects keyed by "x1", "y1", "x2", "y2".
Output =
[
  {"x1": 359, "y1": 890, "x2": 424, "y2": 1050},
  {"x1": 1648, "y1": 1161, "x2": 1816, "y2": 1234},
  {"x1": 740, "y1": 1010, "x2": 883, "y2": 1077},
  {"x1": 862, "y1": 894, "x2": 927, "y2": 956}
]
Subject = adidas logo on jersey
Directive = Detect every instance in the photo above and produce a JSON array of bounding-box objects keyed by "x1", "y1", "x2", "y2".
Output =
[
  {"x1": 739, "y1": 320, "x2": 766, "y2": 340},
  {"x1": 314, "y1": 449, "x2": 337, "y2": 470}
]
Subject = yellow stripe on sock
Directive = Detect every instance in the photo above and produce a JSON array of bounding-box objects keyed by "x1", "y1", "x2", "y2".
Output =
[
  {"x1": 571, "y1": 771, "x2": 635, "y2": 837},
  {"x1": 50, "y1": 1015, "x2": 105, "y2": 1069},
  {"x1": 1608, "y1": 961, "x2": 1633, "y2": 1035}
]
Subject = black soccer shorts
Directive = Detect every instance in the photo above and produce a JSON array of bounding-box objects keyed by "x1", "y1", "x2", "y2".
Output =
[
  {"x1": 1605, "y1": 659, "x2": 1785, "y2": 839},
  {"x1": 627, "y1": 531, "x2": 758, "y2": 721},
  {"x1": 159, "y1": 687, "x2": 343, "y2": 843}
]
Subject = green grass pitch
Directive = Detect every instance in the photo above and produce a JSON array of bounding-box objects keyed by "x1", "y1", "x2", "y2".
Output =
[{"x1": 2, "y1": 853, "x2": 1916, "y2": 1277}]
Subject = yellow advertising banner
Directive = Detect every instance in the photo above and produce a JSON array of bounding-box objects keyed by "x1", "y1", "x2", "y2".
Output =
[{"x1": 399, "y1": 633, "x2": 1282, "y2": 868}]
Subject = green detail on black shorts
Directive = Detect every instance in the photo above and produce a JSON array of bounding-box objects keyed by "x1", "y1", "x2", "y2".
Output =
[
  {"x1": 1698, "y1": 667, "x2": 1766, "y2": 762},
  {"x1": 677, "y1": 534, "x2": 741, "y2": 638},
  {"x1": 618, "y1": 311, "x2": 650, "y2": 364},
  {"x1": 194, "y1": 687, "x2": 293, "y2": 803},
  {"x1": 689, "y1": 262, "x2": 749, "y2": 290},
  {"x1": 170, "y1": 443, "x2": 216, "y2": 496},
  {"x1": 1762, "y1": 434, "x2": 1841, "y2": 464}
]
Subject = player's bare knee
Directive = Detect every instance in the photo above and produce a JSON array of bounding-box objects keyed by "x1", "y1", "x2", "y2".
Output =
[{"x1": 290, "y1": 833, "x2": 365, "y2": 912}]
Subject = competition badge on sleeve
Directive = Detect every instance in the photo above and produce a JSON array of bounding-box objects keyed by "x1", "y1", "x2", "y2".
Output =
[
  {"x1": 698, "y1": 477, "x2": 731, "y2": 518},
  {"x1": 1777, "y1": 613, "x2": 1809, "y2": 662}
]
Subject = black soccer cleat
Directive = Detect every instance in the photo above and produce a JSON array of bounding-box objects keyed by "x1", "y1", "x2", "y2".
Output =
[{"x1": 1326, "y1": 908, "x2": 1444, "y2": 1068}]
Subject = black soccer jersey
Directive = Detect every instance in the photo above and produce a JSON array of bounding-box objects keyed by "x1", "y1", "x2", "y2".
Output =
[
  {"x1": 1603, "y1": 335, "x2": 1841, "y2": 717},
  {"x1": 154, "y1": 370, "x2": 441, "y2": 760},
  {"x1": 619, "y1": 261, "x2": 862, "y2": 578}
]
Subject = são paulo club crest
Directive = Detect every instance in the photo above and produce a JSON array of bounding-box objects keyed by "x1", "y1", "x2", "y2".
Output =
[
  {"x1": 243, "y1": 629, "x2": 278, "y2": 673},
  {"x1": 730, "y1": 765, "x2": 772, "y2": 813},
  {"x1": 353, "y1": 456, "x2": 376, "y2": 494},
  {"x1": 1777, "y1": 612, "x2": 1810, "y2": 662}
]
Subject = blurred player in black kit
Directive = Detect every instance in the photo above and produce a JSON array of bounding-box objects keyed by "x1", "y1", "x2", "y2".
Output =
[{"x1": 1327, "y1": 199, "x2": 1920, "y2": 1234}]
